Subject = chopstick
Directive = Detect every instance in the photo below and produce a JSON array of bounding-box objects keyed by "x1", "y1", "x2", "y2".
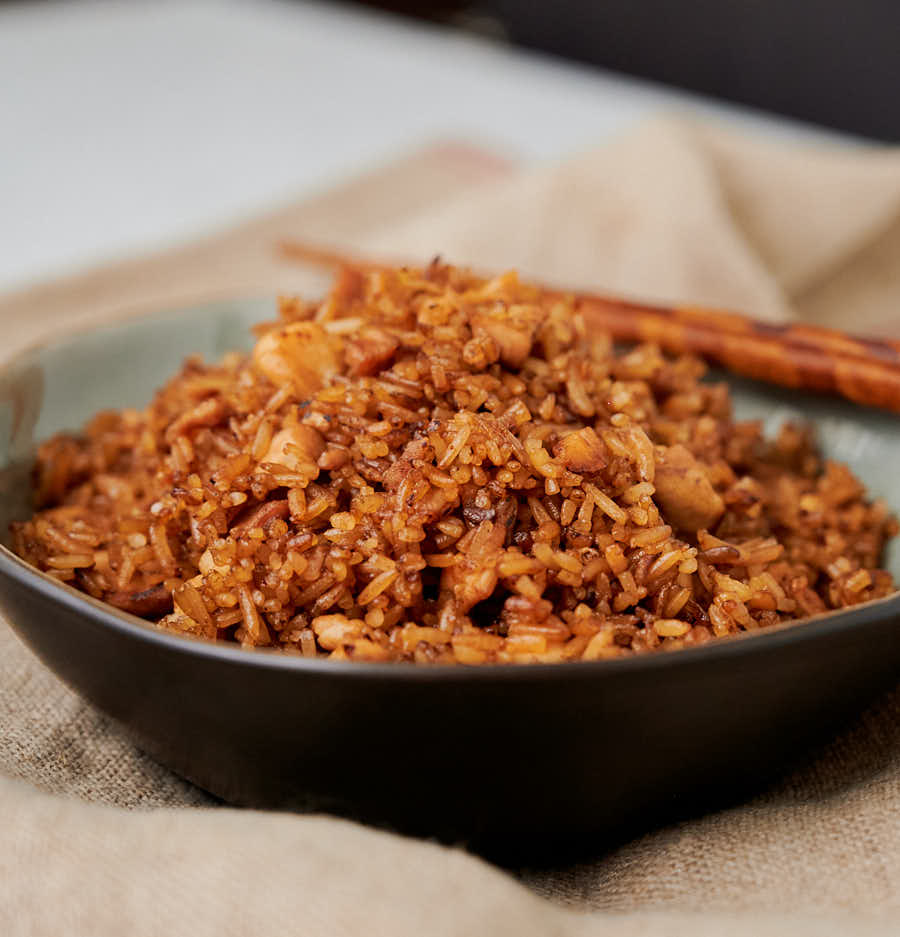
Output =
[
  {"x1": 573, "y1": 295, "x2": 900, "y2": 413},
  {"x1": 278, "y1": 241, "x2": 900, "y2": 414}
]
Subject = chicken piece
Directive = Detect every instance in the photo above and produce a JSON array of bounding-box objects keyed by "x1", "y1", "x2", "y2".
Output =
[
  {"x1": 471, "y1": 305, "x2": 540, "y2": 368},
  {"x1": 442, "y1": 558, "x2": 498, "y2": 615},
  {"x1": 440, "y1": 499, "x2": 515, "y2": 613},
  {"x1": 653, "y1": 444, "x2": 725, "y2": 532},
  {"x1": 553, "y1": 427, "x2": 608, "y2": 474},
  {"x1": 262, "y1": 425, "x2": 325, "y2": 472},
  {"x1": 344, "y1": 326, "x2": 399, "y2": 377},
  {"x1": 252, "y1": 321, "x2": 341, "y2": 397}
]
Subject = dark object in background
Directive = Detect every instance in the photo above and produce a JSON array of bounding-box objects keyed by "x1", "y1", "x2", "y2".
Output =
[
  {"x1": 353, "y1": 0, "x2": 900, "y2": 140},
  {"x1": 488, "y1": 0, "x2": 900, "y2": 140},
  {"x1": 353, "y1": 0, "x2": 471, "y2": 20}
]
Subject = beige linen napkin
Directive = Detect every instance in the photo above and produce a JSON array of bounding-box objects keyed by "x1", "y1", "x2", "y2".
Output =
[{"x1": 3, "y1": 116, "x2": 900, "y2": 936}]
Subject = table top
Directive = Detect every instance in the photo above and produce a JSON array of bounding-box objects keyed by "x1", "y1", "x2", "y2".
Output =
[{"x1": 0, "y1": 0, "x2": 844, "y2": 293}]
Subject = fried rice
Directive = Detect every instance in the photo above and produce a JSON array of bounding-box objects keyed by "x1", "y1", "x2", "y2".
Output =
[{"x1": 11, "y1": 263, "x2": 898, "y2": 663}]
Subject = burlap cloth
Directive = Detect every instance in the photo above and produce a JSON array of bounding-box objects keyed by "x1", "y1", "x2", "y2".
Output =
[{"x1": 2, "y1": 116, "x2": 900, "y2": 935}]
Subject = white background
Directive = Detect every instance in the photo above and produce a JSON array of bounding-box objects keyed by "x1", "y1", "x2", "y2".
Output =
[{"x1": 0, "y1": 0, "x2": 842, "y2": 293}]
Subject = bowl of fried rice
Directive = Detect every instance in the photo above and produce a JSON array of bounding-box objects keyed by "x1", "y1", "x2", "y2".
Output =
[{"x1": 1, "y1": 262, "x2": 898, "y2": 850}]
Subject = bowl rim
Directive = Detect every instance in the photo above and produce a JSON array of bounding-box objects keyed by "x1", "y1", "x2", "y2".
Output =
[
  {"x1": 1, "y1": 298, "x2": 898, "y2": 683},
  {"x1": 3, "y1": 539, "x2": 899, "y2": 683}
]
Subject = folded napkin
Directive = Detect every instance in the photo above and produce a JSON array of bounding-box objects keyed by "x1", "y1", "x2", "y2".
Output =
[{"x1": 3, "y1": 116, "x2": 900, "y2": 937}]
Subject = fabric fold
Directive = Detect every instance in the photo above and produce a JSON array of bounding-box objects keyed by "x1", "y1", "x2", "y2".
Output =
[{"x1": 2, "y1": 115, "x2": 900, "y2": 936}]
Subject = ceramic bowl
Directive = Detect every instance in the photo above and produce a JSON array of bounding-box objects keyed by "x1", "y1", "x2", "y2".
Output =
[{"x1": 1, "y1": 299, "x2": 898, "y2": 856}]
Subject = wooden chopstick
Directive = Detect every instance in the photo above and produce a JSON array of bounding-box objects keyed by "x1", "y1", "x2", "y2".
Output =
[
  {"x1": 278, "y1": 241, "x2": 900, "y2": 414},
  {"x1": 572, "y1": 295, "x2": 900, "y2": 412}
]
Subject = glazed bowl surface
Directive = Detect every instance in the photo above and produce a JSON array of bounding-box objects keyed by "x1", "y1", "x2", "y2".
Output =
[{"x1": 1, "y1": 298, "x2": 898, "y2": 853}]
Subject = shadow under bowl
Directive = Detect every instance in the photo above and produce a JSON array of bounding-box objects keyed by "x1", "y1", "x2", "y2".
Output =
[{"x1": 1, "y1": 298, "x2": 898, "y2": 858}]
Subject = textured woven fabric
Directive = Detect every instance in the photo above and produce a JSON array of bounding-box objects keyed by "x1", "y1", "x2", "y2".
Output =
[{"x1": 2, "y1": 118, "x2": 900, "y2": 935}]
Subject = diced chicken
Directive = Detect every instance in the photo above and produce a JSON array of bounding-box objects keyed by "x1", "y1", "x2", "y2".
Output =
[
  {"x1": 471, "y1": 306, "x2": 540, "y2": 368},
  {"x1": 442, "y1": 559, "x2": 499, "y2": 615},
  {"x1": 653, "y1": 444, "x2": 725, "y2": 532},
  {"x1": 312, "y1": 614, "x2": 364, "y2": 650},
  {"x1": 262, "y1": 425, "x2": 325, "y2": 472},
  {"x1": 440, "y1": 499, "x2": 515, "y2": 613},
  {"x1": 344, "y1": 326, "x2": 399, "y2": 377},
  {"x1": 252, "y1": 321, "x2": 340, "y2": 397},
  {"x1": 553, "y1": 427, "x2": 608, "y2": 474}
]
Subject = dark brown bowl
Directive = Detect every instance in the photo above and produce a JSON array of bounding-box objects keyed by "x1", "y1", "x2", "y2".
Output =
[{"x1": 1, "y1": 299, "x2": 898, "y2": 856}]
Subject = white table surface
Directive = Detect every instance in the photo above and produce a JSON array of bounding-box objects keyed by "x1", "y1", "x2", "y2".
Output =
[{"x1": 0, "y1": 0, "x2": 843, "y2": 293}]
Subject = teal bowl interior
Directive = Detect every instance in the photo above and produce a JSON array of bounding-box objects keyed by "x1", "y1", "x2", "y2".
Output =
[
  {"x1": 1, "y1": 296, "x2": 898, "y2": 580},
  {"x1": 0, "y1": 298, "x2": 270, "y2": 537}
]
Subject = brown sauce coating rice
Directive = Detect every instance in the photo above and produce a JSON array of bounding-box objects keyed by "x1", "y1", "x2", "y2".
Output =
[{"x1": 11, "y1": 263, "x2": 898, "y2": 663}]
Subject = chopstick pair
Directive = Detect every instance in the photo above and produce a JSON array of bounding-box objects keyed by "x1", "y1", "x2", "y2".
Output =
[{"x1": 279, "y1": 241, "x2": 900, "y2": 415}]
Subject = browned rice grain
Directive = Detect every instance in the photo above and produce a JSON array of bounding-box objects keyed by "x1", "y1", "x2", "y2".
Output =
[{"x1": 11, "y1": 263, "x2": 898, "y2": 663}]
